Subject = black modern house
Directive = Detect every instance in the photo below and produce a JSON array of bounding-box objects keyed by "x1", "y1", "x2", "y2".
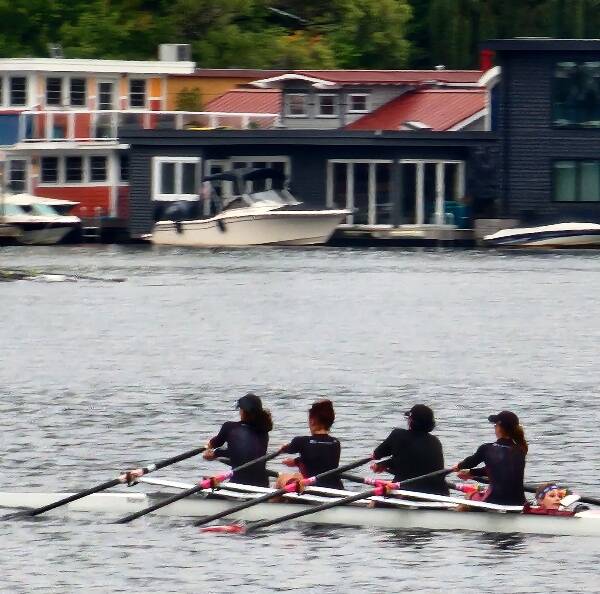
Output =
[
  {"x1": 486, "y1": 38, "x2": 600, "y2": 224},
  {"x1": 122, "y1": 129, "x2": 499, "y2": 243}
]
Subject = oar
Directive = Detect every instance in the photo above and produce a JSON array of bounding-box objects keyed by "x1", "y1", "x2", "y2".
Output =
[
  {"x1": 195, "y1": 455, "x2": 378, "y2": 528},
  {"x1": 245, "y1": 467, "x2": 453, "y2": 533},
  {"x1": 474, "y1": 476, "x2": 600, "y2": 506},
  {"x1": 115, "y1": 448, "x2": 283, "y2": 524},
  {"x1": 2, "y1": 445, "x2": 206, "y2": 521}
]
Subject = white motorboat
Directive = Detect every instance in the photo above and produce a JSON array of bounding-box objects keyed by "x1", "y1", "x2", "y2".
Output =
[
  {"x1": 483, "y1": 222, "x2": 600, "y2": 248},
  {"x1": 0, "y1": 194, "x2": 81, "y2": 245},
  {"x1": 2, "y1": 477, "x2": 600, "y2": 536},
  {"x1": 150, "y1": 167, "x2": 349, "y2": 247}
]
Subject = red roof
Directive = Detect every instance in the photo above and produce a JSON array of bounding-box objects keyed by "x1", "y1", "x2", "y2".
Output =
[
  {"x1": 172, "y1": 69, "x2": 285, "y2": 79},
  {"x1": 346, "y1": 89, "x2": 486, "y2": 131},
  {"x1": 205, "y1": 88, "x2": 281, "y2": 114},
  {"x1": 254, "y1": 69, "x2": 483, "y2": 86}
]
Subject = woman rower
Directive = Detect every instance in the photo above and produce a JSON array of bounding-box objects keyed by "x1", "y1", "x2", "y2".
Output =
[
  {"x1": 453, "y1": 410, "x2": 527, "y2": 506},
  {"x1": 276, "y1": 399, "x2": 343, "y2": 490},
  {"x1": 203, "y1": 393, "x2": 273, "y2": 487},
  {"x1": 523, "y1": 483, "x2": 588, "y2": 515},
  {"x1": 372, "y1": 404, "x2": 449, "y2": 496}
]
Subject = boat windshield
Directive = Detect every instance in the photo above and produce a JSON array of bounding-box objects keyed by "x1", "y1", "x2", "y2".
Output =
[
  {"x1": 0, "y1": 203, "x2": 26, "y2": 216},
  {"x1": 245, "y1": 189, "x2": 300, "y2": 206},
  {"x1": 28, "y1": 203, "x2": 61, "y2": 217}
]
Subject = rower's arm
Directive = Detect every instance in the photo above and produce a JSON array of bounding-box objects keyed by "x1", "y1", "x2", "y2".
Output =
[{"x1": 456, "y1": 445, "x2": 485, "y2": 471}]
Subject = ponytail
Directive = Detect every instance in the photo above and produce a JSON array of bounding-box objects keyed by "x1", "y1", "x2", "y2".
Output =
[
  {"x1": 245, "y1": 408, "x2": 273, "y2": 433},
  {"x1": 509, "y1": 424, "x2": 528, "y2": 455}
]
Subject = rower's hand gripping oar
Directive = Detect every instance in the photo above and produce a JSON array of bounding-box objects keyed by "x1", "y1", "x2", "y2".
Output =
[
  {"x1": 245, "y1": 467, "x2": 453, "y2": 533},
  {"x1": 195, "y1": 455, "x2": 380, "y2": 528},
  {"x1": 115, "y1": 448, "x2": 284, "y2": 524},
  {"x1": 2, "y1": 445, "x2": 207, "y2": 521}
]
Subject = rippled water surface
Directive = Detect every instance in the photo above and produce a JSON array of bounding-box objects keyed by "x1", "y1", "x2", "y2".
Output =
[{"x1": 1, "y1": 245, "x2": 600, "y2": 593}]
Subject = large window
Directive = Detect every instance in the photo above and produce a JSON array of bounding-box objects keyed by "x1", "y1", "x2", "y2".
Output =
[
  {"x1": 38, "y1": 155, "x2": 111, "y2": 185},
  {"x1": 553, "y1": 160, "x2": 600, "y2": 202},
  {"x1": 129, "y1": 79, "x2": 146, "y2": 108},
  {"x1": 286, "y1": 94, "x2": 307, "y2": 117},
  {"x1": 152, "y1": 157, "x2": 201, "y2": 201},
  {"x1": 553, "y1": 61, "x2": 600, "y2": 127}
]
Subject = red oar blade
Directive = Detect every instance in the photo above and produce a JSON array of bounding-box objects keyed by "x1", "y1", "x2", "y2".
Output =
[{"x1": 200, "y1": 523, "x2": 245, "y2": 534}]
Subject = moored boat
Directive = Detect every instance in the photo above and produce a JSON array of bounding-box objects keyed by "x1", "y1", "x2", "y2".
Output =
[
  {"x1": 150, "y1": 167, "x2": 350, "y2": 247},
  {"x1": 483, "y1": 222, "x2": 600, "y2": 248},
  {"x1": 3, "y1": 479, "x2": 600, "y2": 536}
]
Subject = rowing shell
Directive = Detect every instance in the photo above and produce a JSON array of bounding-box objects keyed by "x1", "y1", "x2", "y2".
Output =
[{"x1": 2, "y1": 481, "x2": 600, "y2": 536}]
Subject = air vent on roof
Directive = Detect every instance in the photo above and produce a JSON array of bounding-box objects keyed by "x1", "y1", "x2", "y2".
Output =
[{"x1": 159, "y1": 44, "x2": 192, "y2": 62}]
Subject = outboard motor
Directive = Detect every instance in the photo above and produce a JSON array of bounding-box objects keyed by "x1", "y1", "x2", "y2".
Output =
[{"x1": 163, "y1": 201, "x2": 193, "y2": 234}]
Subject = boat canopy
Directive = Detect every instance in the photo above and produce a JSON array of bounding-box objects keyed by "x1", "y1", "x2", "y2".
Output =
[{"x1": 204, "y1": 167, "x2": 286, "y2": 195}]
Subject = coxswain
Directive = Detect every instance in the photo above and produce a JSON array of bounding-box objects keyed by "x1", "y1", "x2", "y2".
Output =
[
  {"x1": 453, "y1": 410, "x2": 527, "y2": 506},
  {"x1": 523, "y1": 483, "x2": 588, "y2": 516},
  {"x1": 203, "y1": 393, "x2": 273, "y2": 487},
  {"x1": 276, "y1": 399, "x2": 343, "y2": 490},
  {"x1": 372, "y1": 404, "x2": 449, "y2": 496}
]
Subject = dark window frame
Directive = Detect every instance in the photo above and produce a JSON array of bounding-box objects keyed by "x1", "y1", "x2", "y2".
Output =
[
  {"x1": 129, "y1": 79, "x2": 147, "y2": 108},
  {"x1": 69, "y1": 78, "x2": 86, "y2": 107},
  {"x1": 46, "y1": 77, "x2": 63, "y2": 106},
  {"x1": 552, "y1": 60, "x2": 600, "y2": 129},
  {"x1": 9, "y1": 76, "x2": 27, "y2": 106},
  {"x1": 40, "y1": 156, "x2": 59, "y2": 184},
  {"x1": 65, "y1": 156, "x2": 83, "y2": 183},
  {"x1": 90, "y1": 156, "x2": 107, "y2": 182}
]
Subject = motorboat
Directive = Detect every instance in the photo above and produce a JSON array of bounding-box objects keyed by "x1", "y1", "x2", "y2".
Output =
[
  {"x1": 0, "y1": 193, "x2": 81, "y2": 245},
  {"x1": 483, "y1": 222, "x2": 600, "y2": 248},
  {"x1": 150, "y1": 167, "x2": 350, "y2": 247},
  {"x1": 3, "y1": 476, "x2": 600, "y2": 536}
]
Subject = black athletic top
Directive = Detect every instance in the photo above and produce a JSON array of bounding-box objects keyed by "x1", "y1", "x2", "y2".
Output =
[
  {"x1": 209, "y1": 421, "x2": 269, "y2": 487},
  {"x1": 373, "y1": 428, "x2": 449, "y2": 495},
  {"x1": 457, "y1": 437, "x2": 526, "y2": 505},
  {"x1": 282, "y1": 434, "x2": 343, "y2": 490}
]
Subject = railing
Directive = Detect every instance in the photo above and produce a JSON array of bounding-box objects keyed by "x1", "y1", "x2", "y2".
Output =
[{"x1": 17, "y1": 110, "x2": 281, "y2": 142}]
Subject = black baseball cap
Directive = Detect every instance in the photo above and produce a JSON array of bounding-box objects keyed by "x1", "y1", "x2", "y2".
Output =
[
  {"x1": 404, "y1": 404, "x2": 435, "y2": 432},
  {"x1": 488, "y1": 410, "x2": 519, "y2": 429},
  {"x1": 236, "y1": 393, "x2": 263, "y2": 413}
]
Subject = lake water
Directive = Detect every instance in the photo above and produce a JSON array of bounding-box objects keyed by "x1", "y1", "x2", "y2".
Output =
[{"x1": 1, "y1": 245, "x2": 599, "y2": 593}]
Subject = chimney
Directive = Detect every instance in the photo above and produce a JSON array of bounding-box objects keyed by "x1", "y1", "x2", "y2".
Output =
[{"x1": 480, "y1": 49, "x2": 495, "y2": 72}]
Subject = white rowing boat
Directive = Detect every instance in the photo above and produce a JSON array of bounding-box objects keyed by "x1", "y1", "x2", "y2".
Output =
[{"x1": 2, "y1": 478, "x2": 600, "y2": 536}]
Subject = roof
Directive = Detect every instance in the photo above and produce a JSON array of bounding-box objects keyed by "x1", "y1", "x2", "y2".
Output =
[
  {"x1": 345, "y1": 89, "x2": 487, "y2": 132},
  {"x1": 172, "y1": 68, "x2": 285, "y2": 79},
  {"x1": 483, "y1": 38, "x2": 600, "y2": 52},
  {"x1": 0, "y1": 58, "x2": 195, "y2": 75},
  {"x1": 204, "y1": 88, "x2": 281, "y2": 114},
  {"x1": 252, "y1": 70, "x2": 484, "y2": 88}
]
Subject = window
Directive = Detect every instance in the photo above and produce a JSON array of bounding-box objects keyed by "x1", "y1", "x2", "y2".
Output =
[
  {"x1": 553, "y1": 160, "x2": 600, "y2": 202},
  {"x1": 46, "y1": 78, "x2": 62, "y2": 106},
  {"x1": 286, "y1": 94, "x2": 307, "y2": 117},
  {"x1": 348, "y1": 94, "x2": 368, "y2": 112},
  {"x1": 10, "y1": 76, "x2": 27, "y2": 106},
  {"x1": 70, "y1": 78, "x2": 86, "y2": 107},
  {"x1": 318, "y1": 94, "x2": 337, "y2": 117},
  {"x1": 153, "y1": 157, "x2": 201, "y2": 200},
  {"x1": 553, "y1": 61, "x2": 600, "y2": 128},
  {"x1": 41, "y1": 157, "x2": 59, "y2": 183},
  {"x1": 129, "y1": 79, "x2": 146, "y2": 108},
  {"x1": 90, "y1": 156, "x2": 107, "y2": 182},
  {"x1": 120, "y1": 153, "x2": 129, "y2": 182},
  {"x1": 65, "y1": 156, "x2": 83, "y2": 183},
  {"x1": 98, "y1": 82, "x2": 114, "y2": 110},
  {"x1": 8, "y1": 160, "x2": 26, "y2": 192}
]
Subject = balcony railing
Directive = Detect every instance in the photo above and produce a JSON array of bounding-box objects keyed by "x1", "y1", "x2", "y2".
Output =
[{"x1": 17, "y1": 110, "x2": 281, "y2": 142}]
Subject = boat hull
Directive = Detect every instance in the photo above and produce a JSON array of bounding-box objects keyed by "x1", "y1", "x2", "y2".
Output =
[
  {"x1": 484, "y1": 224, "x2": 600, "y2": 248},
  {"x1": 2, "y1": 491, "x2": 600, "y2": 536},
  {"x1": 151, "y1": 211, "x2": 348, "y2": 247}
]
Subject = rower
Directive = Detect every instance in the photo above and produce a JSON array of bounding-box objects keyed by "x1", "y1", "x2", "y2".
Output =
[
  {"x1": 371, "y1": 404, "x2": 449, "y2": 496},
  {"x1": 203, "y1": 393, "x2": 273, "y2": 487},
  {"x1": 453, "y1": 410, "x2": 527, "y2": 506},
  {"x1": 276, "y1": 399, "x2": 343, "y2": 490}
]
